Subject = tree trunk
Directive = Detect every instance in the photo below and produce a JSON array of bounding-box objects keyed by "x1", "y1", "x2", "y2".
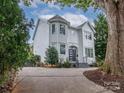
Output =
[{"x1": 104, "y1": 0, "x2": 124, "y2": 75}]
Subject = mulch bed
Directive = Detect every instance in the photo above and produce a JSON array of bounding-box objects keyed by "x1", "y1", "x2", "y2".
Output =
[
  {"x1": 83, "y1": 69, "x2": 124, "y2": 93},
  {"x1": 0, "y1": 71, "x2": 17, "y2": 93}
]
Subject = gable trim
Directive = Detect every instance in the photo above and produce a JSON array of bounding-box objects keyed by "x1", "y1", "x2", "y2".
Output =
[
  {"x1": 78, "y1": 21, "x2": 96, "y2": 33},
  {"x1": 32, "y1": 19, "x2": 40, "y2": 40}
]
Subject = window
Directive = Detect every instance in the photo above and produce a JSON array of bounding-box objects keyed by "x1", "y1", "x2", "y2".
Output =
[
  {"x1": 84, "y1": 31, "x2": 92, "y2": 40},
  {"x1": 60, "y1": 44, "x2": 65, "y2": 54},
  {"x1": 52, "y1": 24, "x2": 55, "y2": 34},
  {"x1": 85, "y1": 48, "x2": 93, "y2": 58},
  {"x1": 88, "y1": 34, "x2": 92, "y2": 40},
  {"x1": 60, "y1": 24, "x2": 65, "y2": 35}
]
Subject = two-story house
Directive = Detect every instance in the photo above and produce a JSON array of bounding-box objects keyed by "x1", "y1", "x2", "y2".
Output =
[{"x1": 33, "y1": 15, "x2": 96, "y2": 67}]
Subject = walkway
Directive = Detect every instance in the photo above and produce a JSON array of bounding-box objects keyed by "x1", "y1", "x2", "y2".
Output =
[{"x1": 12, "y1": 67, "x2": 114, "y2": 93}]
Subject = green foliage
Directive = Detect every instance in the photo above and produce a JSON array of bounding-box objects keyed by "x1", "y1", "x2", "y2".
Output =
[
  {"x1": 0, "y1": 0, "x2": 33, "y2": 84},
  {"x1": 57, "y1": 0, "x2": 96, "y2": 11},
  {"x1": 26, "y1": 54, "x2": 41, "y2": 67},
  {"x1": 31, "y1": 55, "x2": 41, "y2": 66},
  {"x1": 56, "y1": 59, "x2": 71, "y2": 68},
  {"x1": 33, "y1": 55, "x2": 41, "y2": 62},
  {"x1": 94, "y1": 14, "x2": 108, "y2": 62},
  {"x1": 62, "y1": 60, "x2": 71, "y2": 68},
  {"x1": 45, "y1": 47, "x2": 59, "y2": 65},
  {"x1": 0, "y1": 72, "x2": 9, "y2": 85}
]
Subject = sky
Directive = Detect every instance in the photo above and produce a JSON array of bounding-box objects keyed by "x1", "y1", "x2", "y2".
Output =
[{"x1": 19, "y1": 0, "x2": 102, "y2": 43}]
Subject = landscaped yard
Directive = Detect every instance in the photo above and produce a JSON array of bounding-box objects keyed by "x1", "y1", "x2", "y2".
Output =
[
  {"x1": 84, "y1": 70, "x2": 124, "y2": 93},
  {"x1": 1, "y1": 0, "x2": 124, "y2": 93}
]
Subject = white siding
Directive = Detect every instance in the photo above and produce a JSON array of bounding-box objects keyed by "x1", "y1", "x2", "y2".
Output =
[
  {"x1": 82, "y1": 23, "x2": 95, "y2": 64},
  {"x1": 49, "y1": 22, "x2": 68, "y2": 61},
  {"x1": 67, "y1": 28, "x2": 80, "y2": 63},
  {"x1": 67, "y1": 28, "x2": 78, "y2": 44},
  {"x1": 33, "y1": 17, "x2": 96, "y2": 65},
  {"x1": 33, "y1": 19, "x2": 49, "y2": 62},
  {"x1": 78, "y1": 30, "x2": 83, "y2": 63}
]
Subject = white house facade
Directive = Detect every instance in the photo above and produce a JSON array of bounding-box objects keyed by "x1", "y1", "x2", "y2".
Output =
[{"x1": 33, "y1": 15, "x2": 96, "y2": 67}]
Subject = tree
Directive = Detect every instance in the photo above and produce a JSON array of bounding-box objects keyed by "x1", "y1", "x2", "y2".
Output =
[
  {"x1": 95, "y1": 14, "x2": 108, "y2": 62},
  {"x1": 45, "y1": 47, "x2": 59, "y2": 65},
  {"x1": 0, "y1": 0, "x2": 33, "y2": 85},
  {"x1": 43, "y1": 0, "x2": 124, "y2": 75}
]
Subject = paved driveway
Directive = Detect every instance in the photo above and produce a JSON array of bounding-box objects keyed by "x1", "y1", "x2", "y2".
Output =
[{"x1": 12, "y1": 67, "x2": 114, "y2": 93}]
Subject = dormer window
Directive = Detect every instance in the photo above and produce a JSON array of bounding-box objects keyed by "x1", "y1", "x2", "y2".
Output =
[
  {"x1": 52, "y1": 24, "x2": 55, "y2": 34},
  {"x1": 60, "y1": 24, "x2": 65, "y2": 35}
]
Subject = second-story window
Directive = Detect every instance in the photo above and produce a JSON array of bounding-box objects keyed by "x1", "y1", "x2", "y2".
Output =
[
  {"x1": 52, "y1": 24, "x2": 55, "y2": 34},
  {"x1": 60, "y1": 24, "x2": 65, "y2": 35},
  {"x1": 84, "y1": 31, "x2": 92, "y2": 40}
]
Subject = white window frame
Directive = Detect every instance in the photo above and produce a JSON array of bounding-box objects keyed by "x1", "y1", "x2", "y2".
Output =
[
  {"x1": 84, "y1": 31, "x2": 92, "y2": 40},
  {"x1": 60, "y1": 44, "x2": 66, "y2": 54},
  {"x1": 60, "y1": 24, "x2": 65, "y2": 35},
  {"x1": 52, "y1": 24, "x2": 55, "y2": 34},
  {"x1": 85, "y1": 48, "x2": 93, "y2": 58}
]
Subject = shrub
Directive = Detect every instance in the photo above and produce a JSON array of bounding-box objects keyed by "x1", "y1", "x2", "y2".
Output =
[
  {"x1": 45, "y1": 47, "x2": 59, "y2": 65},
  {"x1": 56, "y1": 63, "x2": 62, "y2": 68},
  {"x1": 25, "y1": 55, "x2": 41, "y2": 67},
  {"x1": 56, "y1": 58, "x2": 64, "y2": 68},
  {"x1": 34, "y1": 55, "x2": 41, "y2": 62},
  {"x1": 62, "y1": 60, "x2": 71, "y2": 68},
  {"x1": 33, "y1": 55, "x2": 41, "y2": 67}
]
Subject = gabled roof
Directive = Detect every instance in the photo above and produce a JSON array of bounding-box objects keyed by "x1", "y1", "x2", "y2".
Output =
[
  {"x1": 48, "y1": 15, "x2": 70, "y2": 25},
  {"x1": 32, "y1": 15, "x2": 96, "y2": 40},
  {"x1": 78, "y1": 21, "x2": 96, "y2": 33},
  {"x1": 69, "y1": 26, "x2": 80, "y2": 30}
]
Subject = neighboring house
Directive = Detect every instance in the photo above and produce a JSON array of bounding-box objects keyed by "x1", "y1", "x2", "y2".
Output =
[{"x1": 33, "y1": 15, "x2": 96, "y2": 66}]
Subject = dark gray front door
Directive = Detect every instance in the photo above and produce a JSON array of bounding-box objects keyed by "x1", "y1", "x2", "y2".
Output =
[{"x1": 69, "y1": 46, "x2": 77, "y2": 61}]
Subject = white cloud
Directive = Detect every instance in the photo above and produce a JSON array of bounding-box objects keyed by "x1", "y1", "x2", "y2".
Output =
[
  {"x1": 39, "y1": 15, "x2": 54, "y2": 20},
  {"x1": 38, "y1": 13, "x2": 88, "y2": 27},
  {"x1": 62, "y1": 13, "x2": 88, "y2": 27},
  {"x1": 30, "y1": 1, "x2": 38, "y2": 8},
  {"x1": 30, "y1": 0, "x2": 60, "y2": 8},
  {"x1": 39, "y1": 9, "x2": 52, "y2": 14},
  {"x1": 31, "y1": 8, "x2": 53, "y2": 17}
]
